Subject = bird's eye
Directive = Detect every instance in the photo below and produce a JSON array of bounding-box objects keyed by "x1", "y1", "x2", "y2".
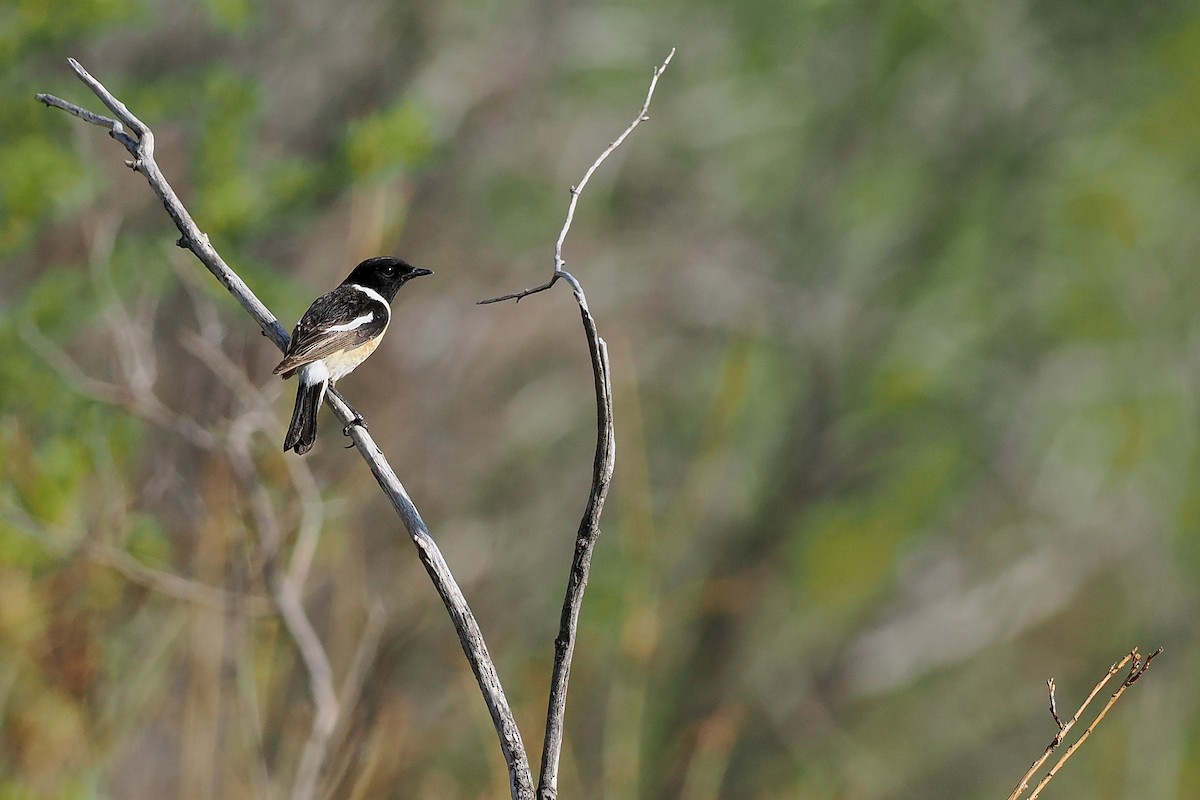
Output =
[{"x1": 382, "y1": 265, "x2": 395, "y2": 275}]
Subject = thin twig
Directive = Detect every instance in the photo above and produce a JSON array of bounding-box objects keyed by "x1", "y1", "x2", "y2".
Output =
[
  {"x1": 1046, "y1": 679, "x2": 1063, "y2": 730},
  {"x1": 536, "y1": 51, "x2": 675, "y2": 800},
  {"x1": 0, "y1": 492, "x2": 272, "y2": 615},
  {"x1": 478, "y1": 48, "x2": 675, "y2": 307},
  {"x1": 83, "y1": 539, "x2": 273, "y2": 614},
  {"x1": 1026, "y1": 647, "x2": 1161, "y2": 800},
  {"x1": 176, "y1": 326, "x2": 328, "y2": 590},
  {"x1": 228, "y1": 435, "x2": 340, "y2": 800},
  {"x1": 1007, "y1": 653, "x2": 1132, "y2": 800},
  {"x1": 40, "y1": 60, "x2": 535, "y2": 800},
  {"x1": 476, "y1": 49, "x2": 674, "y2": 800},
  {"x1": 1009, "y1": 647, "x2": 1163, "y2": 800},
  {"x1": 40, "y1": 60, "x2": 289, "y2": 348}
]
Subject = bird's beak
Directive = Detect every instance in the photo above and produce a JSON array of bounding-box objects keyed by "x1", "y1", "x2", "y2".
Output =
[{"x1": 412, "y1": 268, "x2": 434, "y2": 278}]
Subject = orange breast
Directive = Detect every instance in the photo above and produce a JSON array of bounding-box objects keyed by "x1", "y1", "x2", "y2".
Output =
[{"x1": 323, "y1": 335, "x2": 383, "y2": 382}]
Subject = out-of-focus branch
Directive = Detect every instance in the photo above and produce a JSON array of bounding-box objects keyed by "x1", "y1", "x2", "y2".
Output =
[
  {"x1": 39, "y1": 59, "x2": 535, "y2": 800},
  {"x1": 321, "y1": 599, "x2": 389, "y2": 796},
  {"x1": 22, "y1": 253, "x2": 343, "y2": 799},
  {"x1": 83, "y1": 538, "x2": 273, "y2": 614},
  {"x1": 480, "y1": 48, "x2": 674, "y2": 800},
  {"x1": 227, "y1": 439, "x2": 339, "y2": 800},
  {"x1": 20, "y1": 319, "x2": 221, "y2": 451},
  {"x1": 1, "y1": 491, "x2": 272, "y2": 614},
  {"x1": 187, "y1": 316, "x2": 356, "y2": 799},
  {"x1": 1008, "y1": 646, "x2": 1163, "y2": 800},
  {"x1": 178, "y1": 329, "x2": 326, "y2": 590}
]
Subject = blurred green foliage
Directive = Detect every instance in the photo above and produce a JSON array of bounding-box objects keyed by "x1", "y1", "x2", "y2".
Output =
[
  {"x1": 4, "y1": 0, "x2": 1200, "y2": 798},
  {"x1": 344, "y1": 100, "x2": 433, "y2": 181}
]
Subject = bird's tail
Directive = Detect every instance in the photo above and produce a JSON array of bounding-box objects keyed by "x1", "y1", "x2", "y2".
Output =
[{"x1": 284, "y1": 379, "x2": 326, "y2": 455}]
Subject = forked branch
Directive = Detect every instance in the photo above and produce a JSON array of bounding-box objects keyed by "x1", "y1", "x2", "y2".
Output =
[
  {"x1": 1008, "y1": 646, "x2": 1163, "y2": 800},
  {"x1": 480, "y1": 48, "x2": 675, "y2": 800},
  {"x1": 478, "y1": 48, "x2": 675, "y2": 309}
]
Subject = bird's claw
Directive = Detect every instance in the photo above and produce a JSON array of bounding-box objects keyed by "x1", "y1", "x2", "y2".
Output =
[{"x1": 342, "y1": 415, "x2": 367, "y2": 444}]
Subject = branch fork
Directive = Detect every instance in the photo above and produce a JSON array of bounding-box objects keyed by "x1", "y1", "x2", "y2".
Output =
[{"x1": 1008, "y1": 646, "x2": 1163, "y2": 800}]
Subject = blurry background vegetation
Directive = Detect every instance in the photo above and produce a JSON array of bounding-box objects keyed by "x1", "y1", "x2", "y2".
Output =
[{"x1": 2, "y1": 0, "x2": 1200, "y2": 797}]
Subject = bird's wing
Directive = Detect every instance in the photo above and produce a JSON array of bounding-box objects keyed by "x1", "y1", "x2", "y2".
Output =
[{"x1": 273, "y1": 289, "x2": 389, "y2": 376}]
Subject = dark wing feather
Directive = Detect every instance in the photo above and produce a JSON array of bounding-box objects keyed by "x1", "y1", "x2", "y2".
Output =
[{"x1": 273, "y1": 287, "x2": 389, "y2": 376}]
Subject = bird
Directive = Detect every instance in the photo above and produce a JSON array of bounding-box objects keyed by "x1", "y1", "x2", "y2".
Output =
[{"x1": 274, "y1": 255, "x2": 432, "y2": 454}]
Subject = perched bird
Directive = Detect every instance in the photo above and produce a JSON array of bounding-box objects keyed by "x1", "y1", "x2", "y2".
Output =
[{"x1": 274, "y1": 256, "x2": 432, "y2": 454}]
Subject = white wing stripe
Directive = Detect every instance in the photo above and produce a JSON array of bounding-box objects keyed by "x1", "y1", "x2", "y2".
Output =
[{"x1": 326, "y1": 311, "x2": 374, "y2": 332}]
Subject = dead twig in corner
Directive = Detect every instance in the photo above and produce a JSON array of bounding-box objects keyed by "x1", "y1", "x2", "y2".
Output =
[{"x1": 1008, "y1": 646, "x2": 1163, "y2": 800}]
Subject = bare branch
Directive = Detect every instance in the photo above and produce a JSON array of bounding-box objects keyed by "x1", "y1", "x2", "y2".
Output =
[
  {"x1": 41, "y1": 60, "x2": 535, "y2": 800},
  {"x1": 83, "y1": 539, "x2": 273, "y2": 614},
  {"x1": 537, "y1": 307, "x2": 613, "y2": 800},
  {"x1": 476, "y1": 275, "x2": 561, "y2": 306},
  {"x1": 477, "y1": 48, "x2": 675, "y2": 800},
  {"x1": 18, "y1": 318, "x2": 221, "y2": 451},
  {"x1": 35, "y1": 92, "x2": 138, "y2": 149},
  {"x1": 1009, "y1": 647, "x2": 1163, "y2": 800},
  {"x1": 228, "y1": 434, "x2": 340, "y2": 800},
  {"x1": 39, "y1": 62, "x2": 289, "y2": 348},
  {"x1": 340, "y1": 422, "x2": 533, "y2": 798},
  {"x1": 1046, "y1": 679, "x2": 1063, "y2": 730},
  {"x1": 1007, "y1": 653, "x2": 1132, "y2": 800},
  {"x1": 176, "y1": 327, "x2": 328, "y2": 590},
  {"x1": 478, "y1": 47, "x2": 675, "y2": 308},
  {"x1": 65, "y1": 57, "x2": 151, "y2": 146}
]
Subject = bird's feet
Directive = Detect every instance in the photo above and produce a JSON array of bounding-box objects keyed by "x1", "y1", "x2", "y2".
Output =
[
  {"x1": 342, "y1": 413, "x2": 367, "y2": 437},
  {"x1": 328, "y1": 386, "x2": 368, "y2": 443}
]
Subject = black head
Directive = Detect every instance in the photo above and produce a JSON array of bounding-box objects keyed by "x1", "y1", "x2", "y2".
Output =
[{"x1": 342, "y1": 256, "x2": 433, "y2": 302}]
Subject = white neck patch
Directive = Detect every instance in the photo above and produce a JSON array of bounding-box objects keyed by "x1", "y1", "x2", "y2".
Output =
[{"x1": 349, "y1": 283, "x2": 389, "y2": 308}]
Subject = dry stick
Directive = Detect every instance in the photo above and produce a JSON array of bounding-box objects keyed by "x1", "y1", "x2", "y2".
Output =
[
  {"x1": 323, "y1": 599, "x2": 389, "y2": 795},
  {"x1": 177, "y1": 328, "x2": 328, "y2": 591},
  {"x1": 480, "y1": 48, "x2": 676, "y2": 800},
  {"x1": 1008, "y1": 647, "x2": 1163, "y2": 800},
  {"x1": 83, "y1": 538, "x2": 274, "y2": 614},
  {"x1": 39, "y1": 60, "x2": 535, "y2": 800},
  {"x1": 230, "y1": 444, "x2": 340, "y2": 800},
  {"x1": 1027, "y1": 647, "x2": 1162, "y2": 800},
  {"x1": 1046, "y1": 678, "x2": 1063, "y2": 730},
  {"x1": 25, "y1": 262, "x2": 339, "y2": 797},
  {"x1": 478, "y1": 48, "x2": 675, "y2": 308},
  {"x1": 1007, "y1": 654, "x2": 1133, "y2": 800}
]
